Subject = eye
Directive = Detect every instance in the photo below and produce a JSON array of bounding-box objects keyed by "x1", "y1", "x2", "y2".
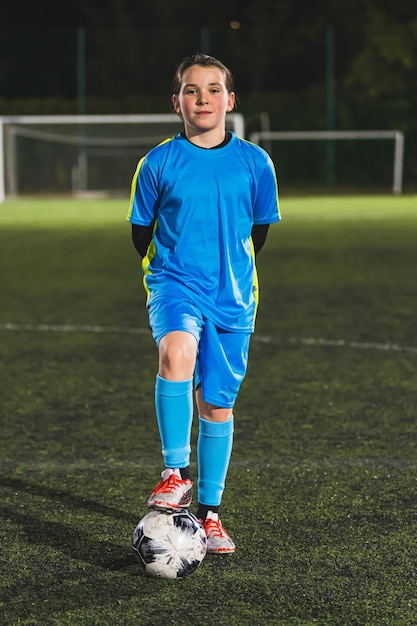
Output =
[{"x1": 185, "y1": 88, "x2": 197, "y2": 95}]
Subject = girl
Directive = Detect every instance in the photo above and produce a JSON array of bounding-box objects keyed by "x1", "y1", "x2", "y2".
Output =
[{"x1": 127, "y1": 53, "x2": 280, "y2": 553}]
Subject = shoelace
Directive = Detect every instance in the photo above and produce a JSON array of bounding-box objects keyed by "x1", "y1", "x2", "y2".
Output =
[
  {"x1": 204, "y1": 518, "x2": 226, "y2": 538},
  {"x1": 156, "y1": 474, "x2": 185, "y2": 493}
]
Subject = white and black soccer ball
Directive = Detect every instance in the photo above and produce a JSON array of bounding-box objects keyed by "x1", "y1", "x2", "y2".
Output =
[{"x1": 132, "y1": 509, "x2": 207, "y2": 579}]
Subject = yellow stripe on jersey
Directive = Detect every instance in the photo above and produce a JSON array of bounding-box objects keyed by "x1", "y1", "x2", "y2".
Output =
[
  {"x1": 126, "y1": 155, "x2": 145, "y2": 221},
  {"x1": 126, "y1": 136, "x2": 175, "y2": 221},
  {"x1": 141, "y1": 220, "x2": 158, "y2": 303}
]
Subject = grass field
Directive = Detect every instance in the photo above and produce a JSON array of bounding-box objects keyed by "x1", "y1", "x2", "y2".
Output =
[{"x1": 1, "y1": 195, "x2": 417, "y2": 626}]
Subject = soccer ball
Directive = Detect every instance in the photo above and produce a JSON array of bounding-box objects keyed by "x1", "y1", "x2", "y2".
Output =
[{"x1": 132, "y1": 509, "x2": 207, "y2": 579}]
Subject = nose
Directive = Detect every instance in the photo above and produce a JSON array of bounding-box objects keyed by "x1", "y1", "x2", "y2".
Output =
[{"x1": 196, "y1": 90, "x2": 209, "y2": 105}]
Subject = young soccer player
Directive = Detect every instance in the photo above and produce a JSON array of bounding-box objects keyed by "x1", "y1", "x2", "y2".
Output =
[{"x1": 127, "y1": 53, "x2": 280, "y2": 553}]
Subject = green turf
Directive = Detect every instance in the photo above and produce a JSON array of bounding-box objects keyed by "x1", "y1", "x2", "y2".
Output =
[{"x1": 1, "y1": 196, "x2": 417, "y2": 625}]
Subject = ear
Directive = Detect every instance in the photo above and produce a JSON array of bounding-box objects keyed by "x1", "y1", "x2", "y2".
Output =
[
  {"x1": 172, "y1": 94, "x2": 182, "y2": 115},
  {"x1": 226, "y1": 92, "x2": 236, "y2": 113}
]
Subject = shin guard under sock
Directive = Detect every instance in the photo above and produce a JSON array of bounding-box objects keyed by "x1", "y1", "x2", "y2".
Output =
[
  {"x1": 155, "y1": 375, "x2": 193, "y2": 469},
  {"x1": 197, "y1": 415, "x2": 234, "y2": 506}
]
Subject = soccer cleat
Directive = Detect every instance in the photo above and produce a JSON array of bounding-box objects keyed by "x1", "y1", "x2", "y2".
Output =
[
  {"x1": 147, "y1": 468, "x2": 193, "y2": 511},
  {"x1": 199, "y1": 511, "x2": 236, "y2": 554}
]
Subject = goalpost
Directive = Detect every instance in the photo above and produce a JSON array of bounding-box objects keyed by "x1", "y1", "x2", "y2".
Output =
[
  {"x1": 0, "y1": 113, "x2": 245, "y2": 202},
  {"x1": 249, "y1": 130, "x2": 405, "y2": 194}
]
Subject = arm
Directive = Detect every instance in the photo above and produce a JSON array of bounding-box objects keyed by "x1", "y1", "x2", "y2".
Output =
[
  {"x1": 251, "y1": 224, "x2": 270, "y2": 256},
  {"x1": 128, "y1": 152, "x2": 159, "y2": 257},
  {"x1": 251, "y1": 150, "x2": 280, "y2": 255},
  {"x1": 131, "y1": 223, "x2": 154, "y2": 258}
]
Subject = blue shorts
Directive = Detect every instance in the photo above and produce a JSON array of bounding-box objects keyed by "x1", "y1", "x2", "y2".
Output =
[{"x1": 148, "y1": 297, "x2": 251, "y2": 408}]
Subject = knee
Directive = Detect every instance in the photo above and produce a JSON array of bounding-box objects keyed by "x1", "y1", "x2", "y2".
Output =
[
  {"x1": 160, "y1": 342, "x2": 190, "y2": 370},
  {"x1": 196, "y1": 390, "x2": 233, "y2": 422},
  {"x1": 201, "y1": 406, "x2": 233, "y2": 422},
  {"x1": 159, "y1": 332, "x2": 197, "y2": 379}
]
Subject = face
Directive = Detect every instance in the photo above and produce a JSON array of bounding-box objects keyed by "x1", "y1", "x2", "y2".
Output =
[{"x1": 172, "y1": 65, "x2": 235, "y2": 138}]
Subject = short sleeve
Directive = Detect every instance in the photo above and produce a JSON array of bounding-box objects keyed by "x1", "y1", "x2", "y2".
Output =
[
  {"x1": 127, "y1": 154, "x2": 159, "y2": 226},
  {"x1": 252, "y1": 154, "x2": 280, "y2": 225}
]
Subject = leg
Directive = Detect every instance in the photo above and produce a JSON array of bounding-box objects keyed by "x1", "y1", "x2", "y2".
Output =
[
  {"x1": 194, "y1": 323, "x2": 251, "y2": 553},
  {"x1": 195, "y1": 391, "x2": 233, "y2": 422},
  {"x1": 195, "y1": 388, "x2": 234, "y2": 508},
  {"x1": 147, "y1": 331, "x2": 197, "y2": 510},
  {"x1": 195, "y1": 395, "x2": 236, "y2": 553},
  {"x1": 155, "y1": 330, "x2": 197, "y2": 470},
  {"x1": 146, "y1": 300, "x2": 203, "y2": 511},
  {"x1": 158, "y1": 330, "x2": 197, "y2": 381}
]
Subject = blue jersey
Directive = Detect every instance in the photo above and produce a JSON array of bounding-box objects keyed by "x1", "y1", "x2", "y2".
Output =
[{"x1": 127, "y1": 132, "x2": 280, "y2": 332}]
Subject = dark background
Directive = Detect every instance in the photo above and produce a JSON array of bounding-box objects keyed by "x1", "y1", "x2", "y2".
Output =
[{"x1": 1, "y1": 0, "x2": 416, "y2": 191}]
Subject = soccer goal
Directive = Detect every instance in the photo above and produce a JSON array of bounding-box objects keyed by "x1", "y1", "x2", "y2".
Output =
[
  {"x1": 249, "y1": 130, "x2": 405, "y2": 194},
  {"x1": 0, "y1": 113, "x2": 245, "y2": 202}
]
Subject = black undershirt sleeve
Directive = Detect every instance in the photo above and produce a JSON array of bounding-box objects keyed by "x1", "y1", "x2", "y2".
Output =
[
  {"x1": 131, "y1": 223, "x2": 154, "y2": 258},
  {"x1": 251, "y1": 224, "x2": 270, "y2": 256}
]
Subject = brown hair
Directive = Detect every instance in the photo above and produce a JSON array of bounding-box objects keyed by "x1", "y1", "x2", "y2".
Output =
[{"x1": 172, "y1": 53, "x2": 236, "y2": 107}]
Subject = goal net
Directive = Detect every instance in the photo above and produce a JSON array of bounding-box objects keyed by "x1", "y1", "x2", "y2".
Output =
[
  {"x1": 0, "y1": 113, "x2": 245, "y2": 202},
  {"x1": 249, "y1": 130, "x2": 404, "y2": 195}
]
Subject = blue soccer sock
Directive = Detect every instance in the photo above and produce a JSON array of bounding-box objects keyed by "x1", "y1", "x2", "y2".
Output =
[
  {"x1": 155, "y1": 375, "x2": 193, "y2": 469},
  {"x1": 197, "y1": 415, "x2": 234, "y2": 506}
]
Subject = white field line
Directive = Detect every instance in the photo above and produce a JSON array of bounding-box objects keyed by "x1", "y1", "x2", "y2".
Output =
[
  {"x1": 256, "y1": 334, "x2": 417, "y2": 354},
  {"x1": 1, "y1": 322, "x2": 417, "y2": 355},
  {"x1": 0, "y1": 322, "x2": 149, "y2": 335}
]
